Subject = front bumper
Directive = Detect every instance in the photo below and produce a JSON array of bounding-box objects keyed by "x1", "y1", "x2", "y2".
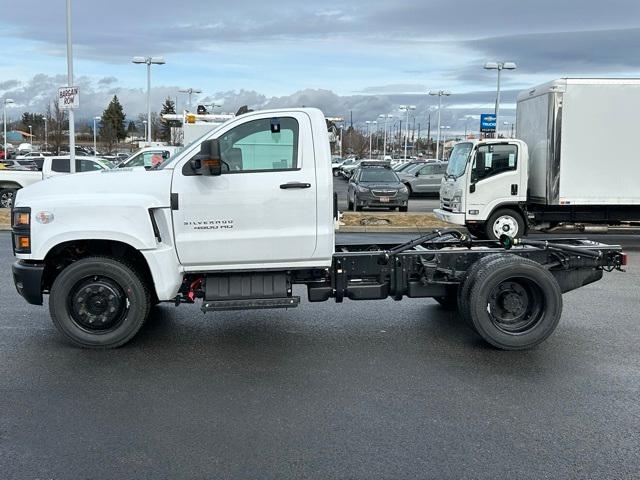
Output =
[
  {"x1": 12, "y1": 260, "x2": 44, "y2": 305},
  {"x1": 356, "y1": 192, "x2": 409, "y2": 208},
  {"x1": 433, "y1": 208, "x2": 466, "y2": 226}
]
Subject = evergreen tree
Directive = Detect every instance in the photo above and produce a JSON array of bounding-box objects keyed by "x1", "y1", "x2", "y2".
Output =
[
  {"x1": 159, "y1": 97, "x2": 177, "y2": 143},
  {"x1": 100, "y1": 95, "x2": 126, "y2": 152},
  {"x1": 126, "y1": 120, "x2": 138, "y2": 137}
]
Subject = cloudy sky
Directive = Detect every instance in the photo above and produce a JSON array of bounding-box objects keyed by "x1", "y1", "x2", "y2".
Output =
[{"x1": 1, "y1": 0, "x2": 639, "y2": 133}]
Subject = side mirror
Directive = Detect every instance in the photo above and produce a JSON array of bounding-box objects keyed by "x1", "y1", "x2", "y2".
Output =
[
  {"x1": 190, "y1": 139, "x2": 222, "y2": 176},
  {"x1": 414, "y1": 172, "x2": 420, "y2": 177}
]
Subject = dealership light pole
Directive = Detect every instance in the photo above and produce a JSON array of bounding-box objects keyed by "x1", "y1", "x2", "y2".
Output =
[
  {"x1": 484, "y1": 61, "x2": 517, "y2": 138},
  {"x1": 429, "y1": 90, "x2": 451, "y2": 160},
  {"x1": 378, "y1": 114, "x2": 393, "y2": 158},
  {"x1": 132, "y1": 56, "x2": 165, "y2": 143},
  {"x1": 179, "y1": 88, "x2": 202, "y2": 112},
  {"x1": 3, "y1": 98, "x2": 14, "y2": 157},
  {"x1": 365, "y1": 120, "x2": 377, "y2": 158},
  {"x1": 43, "y1": 117, "x2": 48, "y2": 151},
  {"x1": 93, "y1": 116, "x2": 101, "y2": 155},
  {"x1": 66, "y1": 0, "x2": 76, "y2": 171},
  {"x1": 399, "y1": 105, "x2": 416, "y2": 161},
  {"x1": 28, "y1": 125, "x2": 33, "y2": 149}
]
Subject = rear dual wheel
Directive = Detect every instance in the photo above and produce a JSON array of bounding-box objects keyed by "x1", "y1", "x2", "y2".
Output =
[{"x1": 459, "y1": 255, "x2": 562, "y2": 350}]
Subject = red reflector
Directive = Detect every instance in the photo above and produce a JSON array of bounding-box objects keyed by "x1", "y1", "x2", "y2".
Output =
[{"x1": 620, "y1": 252, "x2": 628, "y2": 266}]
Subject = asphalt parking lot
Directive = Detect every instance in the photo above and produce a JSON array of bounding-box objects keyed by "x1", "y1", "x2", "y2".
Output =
[{"x1": 1, "y1": 230, "x2": 639, "y2": 479}]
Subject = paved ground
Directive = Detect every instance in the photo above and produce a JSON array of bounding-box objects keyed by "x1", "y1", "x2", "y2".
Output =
[
  {"x1": 334, "y1": 175, "x2": 440, "y2": 212},
  {"x1": 1, "y1": 231, "x2": 639, "y2": 479}
]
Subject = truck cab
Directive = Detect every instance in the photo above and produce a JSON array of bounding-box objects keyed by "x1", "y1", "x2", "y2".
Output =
[{"x1": 434, "y1": 139, "x2": 528, "y2": 239}]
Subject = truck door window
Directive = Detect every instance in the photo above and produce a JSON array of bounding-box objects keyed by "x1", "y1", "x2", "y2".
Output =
[
  {"x1": 473, "y1": 144, "x2": 518, "y2": 182},
  {"x1": 218, "y1": 117, "x2": 299, "y2": 172},
  {"x1": 51, "y1": 158, "x2": 70, "y2": 173}
]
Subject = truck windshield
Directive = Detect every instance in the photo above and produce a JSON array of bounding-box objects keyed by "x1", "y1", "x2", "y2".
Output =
[{"x1": 446, "y1": 142, "x2": 473, "y2": 178}]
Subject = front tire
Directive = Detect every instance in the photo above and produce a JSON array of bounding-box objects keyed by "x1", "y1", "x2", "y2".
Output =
[
  {"x1": 485, "y1": 208, "x2": 525, "y2": 240},
  {"x1": 49, "y1": 257, "x2": 151, "y2": 348}
]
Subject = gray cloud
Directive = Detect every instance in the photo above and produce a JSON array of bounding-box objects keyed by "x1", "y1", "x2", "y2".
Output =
[{"x1": 1, "y1": 74, "x2": 513, "y2": 134}]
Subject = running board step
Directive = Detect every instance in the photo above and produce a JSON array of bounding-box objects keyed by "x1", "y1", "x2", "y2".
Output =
[{"x1": 201, "y1": 297, "x2": 300, "y2": 312}]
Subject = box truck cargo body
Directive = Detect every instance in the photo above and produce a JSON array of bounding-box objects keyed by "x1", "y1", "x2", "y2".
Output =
[
  {"x1": 435, "y1": 78, "x2": 640, "y2": 239},
  {"x1": 517, "y1": 78, "x2": 640, "y2": 206}
]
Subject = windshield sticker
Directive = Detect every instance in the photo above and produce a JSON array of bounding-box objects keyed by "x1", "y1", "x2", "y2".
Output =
[
  {"x1": 508, "y1": 154, "x2": 515, "y2": 167},
  {"x1": 484, "y1": 153, "x2": 493, "y2": 168}
]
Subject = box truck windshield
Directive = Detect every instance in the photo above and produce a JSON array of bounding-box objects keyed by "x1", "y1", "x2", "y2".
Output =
[{"x1": 446, "y1": 142, "x2": 473, "y2": 178}]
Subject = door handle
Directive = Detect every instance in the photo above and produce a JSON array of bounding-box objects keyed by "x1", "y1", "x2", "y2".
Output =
[
  {"x1": 511, "y1": 184, "x2": 518, "y2": 195},
  {"x1": 280, "y1": 182, "x2": 311, "y2": 189}
]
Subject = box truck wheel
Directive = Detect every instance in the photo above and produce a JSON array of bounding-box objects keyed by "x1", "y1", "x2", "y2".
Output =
[
  {"x1": 467, "y1": 256, "x2": 563, "y2": 350},
  {"x1": 486, "y1": 209, "x2": 525, "y2": 240},
  {"x1": 49, "y1": 256, "x2": 151, "y2": 348}
]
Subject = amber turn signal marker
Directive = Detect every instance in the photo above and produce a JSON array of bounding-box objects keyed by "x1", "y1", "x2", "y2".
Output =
[
  {"x1": 14, "y1": 212, "x2": 30, "y2": 226},
  {"x1": 17, "y1": 236, "x2": 30, "y2": 249}
]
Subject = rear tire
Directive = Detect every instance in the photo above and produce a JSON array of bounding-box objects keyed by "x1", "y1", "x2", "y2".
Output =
[
  {"x1": 457, "y1": 254, "x2": 505, "y2": 329},
  {"x1": 348, "y1": 198, "x2": 354, "y2": 210},
  {"x1": 49, "y1": 256, "x2": 151, "y2": 348},
  {"x1": 0, "y1": 188, "x2": 17, "y2": 209},
  {"x1": 399, "y1": 205, "x2": 408, "y2": 212},
  {"x1": 467, "y1": 256, "x2": 562, "y2": 350}
]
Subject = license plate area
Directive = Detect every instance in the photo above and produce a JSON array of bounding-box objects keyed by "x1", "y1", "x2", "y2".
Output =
[{"x1": 379, "y1": 196, "x2": 390, "y2": 203}]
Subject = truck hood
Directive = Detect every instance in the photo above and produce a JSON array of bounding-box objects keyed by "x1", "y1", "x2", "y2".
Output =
[{"x1": 15, "y1": 168, "x2": 172, "y2": 209}]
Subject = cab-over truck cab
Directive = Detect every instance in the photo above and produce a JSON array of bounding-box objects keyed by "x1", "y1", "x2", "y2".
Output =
[{"x1": 435, "y1": 139, "x2": 528, "y2": 239}]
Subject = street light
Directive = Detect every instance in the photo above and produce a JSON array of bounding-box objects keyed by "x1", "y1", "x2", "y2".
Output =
[
  {"x1": 93, "y1": 116, "x2": 101, "y2": 155},
  {"x1": 132, "y1": 56, "x2": 166, "y2": 143},
  {"x1": 28, "y1": 125, "x2": 33, "y2": 149},
  {"x1": 43, "y1": 117, "x2": 48, "y2": 151},
  {"x1": 484, "y1": 61, "x2": 517, "y2": 138},
  {"x1": 178, "y1": 87, "x2": 202, "y2": 112},
  {"x1": 365, "y1": 120, "x2": 377, "y2": 158},
  {"x1": 3, "y1": 98, "x2": 14, "y2": 157},
  {"x1": 398, "y1": 105, "x2": 416, "y2": 161},
  {"x1": 428, "y1": 90, "x2": 451, "y2": 160},
  {"x1": 378, "y1": 114, "x2": 393, "y2": 158}
]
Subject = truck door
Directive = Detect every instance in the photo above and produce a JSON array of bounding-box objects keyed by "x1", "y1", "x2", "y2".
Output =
[
  {"x1": 171, "y1": 112, "x2": 318, "y2": 268},
  {"x1": 466, "y1": 143, "x2": 524, "y2": 214}
]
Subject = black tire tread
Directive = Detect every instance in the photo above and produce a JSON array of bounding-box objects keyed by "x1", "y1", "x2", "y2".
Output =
[
  {"x1": 468, "y1": 256, "x2": 562, "y2": 350},
  {"x1": 49, "y1": 256, "x2": 151, "y2": 349}
]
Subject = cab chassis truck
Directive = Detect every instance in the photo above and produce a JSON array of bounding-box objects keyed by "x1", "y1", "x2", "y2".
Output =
[{"x1": 11, "y1": 108, "x2": 626, "y2": 350}]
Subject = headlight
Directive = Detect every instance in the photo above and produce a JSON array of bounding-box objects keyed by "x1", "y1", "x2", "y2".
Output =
[
  {"x1": 399, "y1": 185, "x2": 409, "y2": 193},
  {"x1": 450, "y1": 190, "x2": 463, "y2": 212},
  {"x1": 356, "y1": 185, "x2": 370, "y2": 193}
]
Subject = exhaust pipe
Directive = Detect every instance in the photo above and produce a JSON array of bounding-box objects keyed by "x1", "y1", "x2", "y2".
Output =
[{"x1": 544, "y1": 223, "x2": 609, "y2": 234}]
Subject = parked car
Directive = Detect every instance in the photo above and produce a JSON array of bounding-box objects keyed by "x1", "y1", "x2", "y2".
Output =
[
  {"x1": 398, "y1": 161, "x2": 448, "y2": 196},
  {"x1": 1, "y1": 160, "x2": 40, "y2": 171},
  {"x1": 0, "y1": 156, "x2": 111, "y2": 208},
  {"x1": 117, "y1": 146, "x2": 181, "y2": 169},
  {"x1": 347, "y1": 161, "x2": 409, "y2": 211},
  {"x1": 331, "y1": 156, "x2": 345, "y2": 176},
  {"x1": 339, "y1": 158, "x2": 361, "y2": 178}
]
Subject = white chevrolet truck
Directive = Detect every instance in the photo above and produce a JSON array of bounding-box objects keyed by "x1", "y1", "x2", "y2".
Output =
[{"x1": 11, "y1": 108, "x2": 626, "y2": 350}]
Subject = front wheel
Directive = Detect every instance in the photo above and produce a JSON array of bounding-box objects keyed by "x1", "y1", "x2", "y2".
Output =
[
  {"x1": 399, "y1": 205, "x2": 408, "y2": 212},
  {"x1": 0, "y1": 188, "x2": 17, "y2": 209},
  {"x1": 49, "y1": 257, "x2": 151, "y2": 348},
  {"x1": 485, "y1": 208, "x2": 525, "y2": 240}
]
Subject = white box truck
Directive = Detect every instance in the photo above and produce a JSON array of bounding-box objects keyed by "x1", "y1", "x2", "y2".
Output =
[{"x1": 435, "y1": 78, "x2": 640, "y2": 239}]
